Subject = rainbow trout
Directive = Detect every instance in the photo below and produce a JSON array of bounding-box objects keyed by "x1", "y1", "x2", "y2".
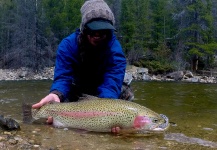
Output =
[{"x1": 23, "y1": 97, "x2": 169, "y2": 134}]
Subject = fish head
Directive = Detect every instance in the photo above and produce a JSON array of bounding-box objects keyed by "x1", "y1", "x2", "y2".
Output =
[{"x1": 133, "y1": 114, "x2": 169, "y2": 133}]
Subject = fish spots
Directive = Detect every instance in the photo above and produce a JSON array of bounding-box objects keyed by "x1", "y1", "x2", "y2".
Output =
[
  {"x1": 56, "y1": 111, "x2": 119, "y2": 118},
  {"x1": 31, "y1": 99, "x2": 169, "y2": 132},
  {"x1": 133, "y1": 116, "x2": 151, "y2": 129}
]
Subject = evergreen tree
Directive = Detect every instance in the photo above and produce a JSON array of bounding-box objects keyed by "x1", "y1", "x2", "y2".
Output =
[
  {"x1": 150, "y1": 0, "x2": 176, "y2": 47},
  {"x1": 43, "y1": 0, "x2": 85, "y2": 40},
  {"x1": 0, "y1": 0, "x2": 217, "y2": 72},
  {"x1": 0, "y1": 0, "x2": 14, "y2": 68},
  {"x1": 120, "y1": 0, "x2": 152, "y2": 64},
  {"x1": 120, "y1": 0, "x2": 136, "y2": 54},
  {"x1": 173, "y1": 0, "x2": 216, "y2": 71},
  {"x1": 134, "y1": 0, "x2": 152, "y2": 52}
]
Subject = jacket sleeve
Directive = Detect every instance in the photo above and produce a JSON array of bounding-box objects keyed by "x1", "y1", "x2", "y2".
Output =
[
  {"x1": 97, "y1": 39, "x2": 126, "y2": 99},
  {"x1": 50, "y1": 33, "x2": 79, "y2": 101}
]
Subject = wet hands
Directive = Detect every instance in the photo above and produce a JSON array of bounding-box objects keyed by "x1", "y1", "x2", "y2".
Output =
[
  {"x1": 32, "y1": 93, "x2": 60, "y2": 124},
  {"x1": 111, "y1": 127, "x2": 121, "y2": 134},
  {"x1": 32, "y1": 93, "x2": 60, "y2": 108}
]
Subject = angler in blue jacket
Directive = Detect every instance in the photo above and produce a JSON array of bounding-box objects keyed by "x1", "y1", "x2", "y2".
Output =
[
  {"x1": 33, "y1": 0, "x2": 127, "y2": 108},
  {"x1": 50, "y1": 25, "x2": 126, "y2": 102}
]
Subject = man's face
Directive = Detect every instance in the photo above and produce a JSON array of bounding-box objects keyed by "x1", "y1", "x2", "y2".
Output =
[{"x1": 87, "y1": 30, "x2": 110, "y2": 46}]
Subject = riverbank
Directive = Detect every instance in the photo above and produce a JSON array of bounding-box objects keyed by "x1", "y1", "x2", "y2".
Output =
[
  {"x1": 0, "y1": 67, "x2": 54, "y2": 80},
  {"x1": 125, "y1": 66, "x2": 217, "y2": 84},
  {"x1": 0, "y1": 66, "x2": 217, "y2": 83}
]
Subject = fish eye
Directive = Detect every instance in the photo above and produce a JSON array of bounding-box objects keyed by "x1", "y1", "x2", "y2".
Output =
[{"x1": 153, "y1": 118, "x2": 158, "y2": 123}]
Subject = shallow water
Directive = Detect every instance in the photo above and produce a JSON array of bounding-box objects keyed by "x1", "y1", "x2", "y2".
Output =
[{"x1": 0, "y1": 80, "x2": 217, "y2": 150}]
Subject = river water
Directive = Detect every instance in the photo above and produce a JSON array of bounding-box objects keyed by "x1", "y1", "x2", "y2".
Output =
[{"x1": 0, "y1": 80, "x2": 217, "y2": 150}]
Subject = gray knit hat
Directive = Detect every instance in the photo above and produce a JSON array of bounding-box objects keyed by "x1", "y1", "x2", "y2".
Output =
[{"x1": 80, "y1": 0, "x2": 115, "y2": 32}]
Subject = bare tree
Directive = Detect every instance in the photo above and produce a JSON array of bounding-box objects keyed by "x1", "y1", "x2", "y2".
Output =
[{"x1": 0, "y1": 0, "x2": 56, "y2": 70}]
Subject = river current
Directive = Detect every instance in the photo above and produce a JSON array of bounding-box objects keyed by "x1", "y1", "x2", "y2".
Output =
[{"x1": 0, "y1": 80, "x2": 217, "y2": 149}]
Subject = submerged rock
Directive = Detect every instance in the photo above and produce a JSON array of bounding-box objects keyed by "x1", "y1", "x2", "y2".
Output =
[{"x1": 0, "y1": 115, "x2": 20, "y2": 130}]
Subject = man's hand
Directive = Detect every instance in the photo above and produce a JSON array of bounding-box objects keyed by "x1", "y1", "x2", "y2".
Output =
[
  {"x1": 32, "y1": 93, "x2": 60, "y2": 124},
  {"x1": 32, "y1": 93, "x2": 60, "y2": 108},
  {"x1": 111, "y1": 127, "x2": 120, "y2": 134}
]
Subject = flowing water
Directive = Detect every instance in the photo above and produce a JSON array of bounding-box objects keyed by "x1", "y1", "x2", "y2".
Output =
[{"x1": 0, "y1": 80, "x2": 217, "y2": 150}]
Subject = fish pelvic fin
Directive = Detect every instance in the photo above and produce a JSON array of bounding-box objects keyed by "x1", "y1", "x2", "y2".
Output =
[{"x1": 22, "y1": 103, "x2": 34, "y2": 124}]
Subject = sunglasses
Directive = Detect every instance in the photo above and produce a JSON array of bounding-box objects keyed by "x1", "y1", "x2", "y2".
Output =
[{"x1": 86, "y1": 29, "x2": 111, "y2": 37}]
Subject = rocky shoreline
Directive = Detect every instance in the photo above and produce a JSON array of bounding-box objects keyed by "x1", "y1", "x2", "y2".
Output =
[
  {"x1": 0, "y1": 66, "x2": 217, "y2": 84},
  {"x1": 125, "y1": 66, "x2": 217, "y2": 84},
  {"x1": 0, "y1": 67, "x2": 54, "y2": 81}
]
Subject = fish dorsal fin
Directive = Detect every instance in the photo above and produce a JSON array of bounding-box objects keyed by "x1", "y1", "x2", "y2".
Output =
[
  {"x1": 78, "y1": 94, "x2": 100, "y2": 101},
  {"x1": 48, "y1": 100, "x2": 59, "y2": 104}
]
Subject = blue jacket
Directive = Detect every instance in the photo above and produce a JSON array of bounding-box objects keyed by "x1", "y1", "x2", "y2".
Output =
[{"x1": 50, "y1": 29, "x2": 126, "y2": 101}]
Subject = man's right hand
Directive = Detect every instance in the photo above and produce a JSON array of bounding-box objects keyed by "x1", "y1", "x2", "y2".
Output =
[
  {"x1": 32, "y1": 93, "x2": 60, "y2": 124},
  {"x1": 32, "y1": 93, "x2": 60, "y2": 109}
]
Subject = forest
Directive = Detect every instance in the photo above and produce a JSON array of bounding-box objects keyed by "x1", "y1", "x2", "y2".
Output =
[{"x1": 0, "y1": 0, "x2": 217, "y2": 74}]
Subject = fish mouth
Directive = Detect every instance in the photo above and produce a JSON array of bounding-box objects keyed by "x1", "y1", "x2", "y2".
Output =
[{"x1": 153, "y1": 114, "x2": 169, "y2": 131}]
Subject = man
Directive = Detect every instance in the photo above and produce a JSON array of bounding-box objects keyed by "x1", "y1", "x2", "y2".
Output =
[
  {"x1": 33, "y1": 0, "x2": 127, "y2": 110},
  {"x1": 32, "y1": 0, "x2": 135, "y2": 133}
]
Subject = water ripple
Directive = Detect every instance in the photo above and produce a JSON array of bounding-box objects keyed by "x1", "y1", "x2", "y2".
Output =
[{"x1": 0, "y1": 99, "x2": 18, "y2": 104}]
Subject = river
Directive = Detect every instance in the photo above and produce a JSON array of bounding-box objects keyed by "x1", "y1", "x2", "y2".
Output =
[{"x1": 0, "y1": 80, "x2": 217, "y2": 150}]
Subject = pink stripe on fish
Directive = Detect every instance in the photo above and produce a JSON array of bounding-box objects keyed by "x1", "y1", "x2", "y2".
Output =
[{"x1": 54, "y1": 111, "x2": 119, "y2": 118}]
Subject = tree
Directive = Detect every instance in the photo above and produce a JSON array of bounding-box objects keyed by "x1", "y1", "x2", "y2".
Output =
[
  {"x1": 1, "y1": 0, "x2": 217, "y2": 73},
  {"x1": 0, "y1": 0, "x2": 57, "y2": 70},
  {"x1": 43, "y1": 0, "x2": 85, "y2": 40},
  {"x1": 173, "y1": 0, "x2": 216, "y2": 71},
  {"x1": 0, "y1": 0, "x2": 14, "y2": 68},
  {"x1": 120, "y1": 0, "x2": 152, "y2": 64}
]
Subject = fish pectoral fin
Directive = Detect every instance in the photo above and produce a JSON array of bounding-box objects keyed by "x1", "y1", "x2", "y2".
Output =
[{"x1": 52, "y1": 119, "x2": 66, "y2": 128}]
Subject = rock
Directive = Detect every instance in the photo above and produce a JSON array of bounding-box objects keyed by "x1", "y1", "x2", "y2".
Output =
[
  {"x1": 142, "y1": 74, "x2": 151, "y2": 81},
  {"x1": 191, "y1": 77, "x2": 200, "y2": 82},
  {"x1": 185, "y1": 70, "x2": 194, "y2": 78},
  {"x1": 152, "y1": 75, "x2": 162, "y2": 81},
  {"x1": 165, "y1": 71, "x2": 184, "y2": 81},
  {"x1": 8, "y1": 139, "x2": 18, "y2": 145},
  {"x1": 28, "y1": 140, "x2": 35, "y2": 144},
  {"x1": 33, "y1": 145, "x2": 40, "y2": 148},
  {"x1": 0, "y1": 115, "x2": 20, "y2": 130},
  {"x1": 0, "y1": 136, "x2": 6, "y2": 142},
  {"x1": 137, "y1": 67, "x2": 148, "y2": 75},
  {"x1": 0, "y1": 66, "x2": 216, "y2": 83},
  {"x1": 124, "y1": 72, "x2": 133, "y2": 85}
]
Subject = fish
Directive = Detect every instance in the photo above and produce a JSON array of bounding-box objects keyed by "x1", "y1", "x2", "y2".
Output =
[{"x1": 22, "y1": 97, "x2": 169, "y2": 135}]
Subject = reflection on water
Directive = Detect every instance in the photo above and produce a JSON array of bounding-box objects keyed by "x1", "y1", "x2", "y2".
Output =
[
  {"x1": 165, "y1": 133, "x2": 217, "y2": 148},
  {"x1": 0, "y1": 80, "x2": 217, "y2": 149}
]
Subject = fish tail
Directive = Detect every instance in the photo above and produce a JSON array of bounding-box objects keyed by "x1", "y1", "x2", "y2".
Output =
[{"x1": 22, "y1": 103, "x2": 34, "y2": 124}]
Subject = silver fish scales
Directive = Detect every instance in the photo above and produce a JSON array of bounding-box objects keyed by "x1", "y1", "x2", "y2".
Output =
[{"x1": 23, "y1": 98, "x2": 169, "y2": 135}]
